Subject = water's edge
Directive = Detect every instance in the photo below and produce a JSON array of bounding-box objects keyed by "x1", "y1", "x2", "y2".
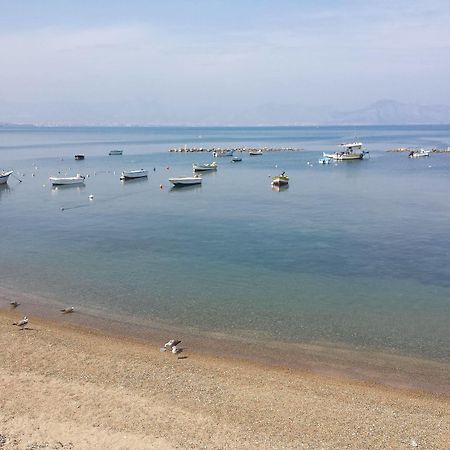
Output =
[{"x1": 2, "y1": 285, "x2": 449, "y2": 395}]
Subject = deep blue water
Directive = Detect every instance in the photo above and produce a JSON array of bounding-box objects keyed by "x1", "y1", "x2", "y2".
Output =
[{"x1": 1, "y1": 125, "x2": 450, "y2": 360}]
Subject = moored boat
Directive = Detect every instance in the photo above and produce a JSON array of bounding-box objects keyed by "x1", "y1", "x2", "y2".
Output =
[
  {"x1": 249, "y1": 150, "x2": 263, "y2": 156},
  {"x1": 323, "y1": 142, "x2": 366, "y2": 160},
  {"x1": 231, "y1": 156, "x2": 242, "y2": 162},
  {"x1": 213, "y1": 149, "x2": 234, "y2": 157},
  {"x1": 49, "y1": 174, "x2": 85, "y2": 186},
  {"x1": 409, "y1": 149, "x2": 430, "y2": 158},
  {"x1": 120, "y1": 169, "x2": 148, "y2": 180},
  {"x1": 169, "y1": 175, "x2": 202, "y2": 186},
  {"x1": 192, "y1": 162, "x2": 217, "y2": 171},
  {"x1": 74, "y1": 154, "x2": 85, "y2": 160},
  {"x1": 0, "y1": 170, "x2": 13, "y2": 185},
  {"x1": 109, "y1": 150, "x2": 123, "y2": 156},
  {"x1": 271, "y1": 172, "x2": 289, "y2": 186}
]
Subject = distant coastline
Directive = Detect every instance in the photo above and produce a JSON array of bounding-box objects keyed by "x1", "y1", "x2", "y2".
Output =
[
  {"x1": 2, "y1": 122, "x2": 450, "y2": 128},
  {"x1": 2, "y1": 100, "x2": 450, "y2": 127}
]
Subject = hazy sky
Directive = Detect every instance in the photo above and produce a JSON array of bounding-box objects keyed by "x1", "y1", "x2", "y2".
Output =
[{"x1": 1, "y1": 0, "x2": 450, "y2": 124}]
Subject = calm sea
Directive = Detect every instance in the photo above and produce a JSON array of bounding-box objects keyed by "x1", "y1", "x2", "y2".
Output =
[{"x1": 1, "y1": 125, "x2": 450, "y2": 361}]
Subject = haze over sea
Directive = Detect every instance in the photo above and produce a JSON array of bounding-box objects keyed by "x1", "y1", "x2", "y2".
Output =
[{"x1": 1, "y1": 125, "x2": 450, "y2": 364}]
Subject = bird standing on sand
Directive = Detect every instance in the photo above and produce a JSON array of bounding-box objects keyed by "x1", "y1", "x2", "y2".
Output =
[
  {"x1": 172, "y1": 345, "x2": 183, "y2": 356},
  {"x1": 164, "y1": 339, "x2": 181, "y2": 350},
  {"x1": 10, "y1": 301, "x2": 20, "y2": 308},
  {"x1": 60, "y1": 306, "x2": 75, "y2": 314},
  {"x1": 12, "y1": 316, "x2": 28, "y2": 330}
]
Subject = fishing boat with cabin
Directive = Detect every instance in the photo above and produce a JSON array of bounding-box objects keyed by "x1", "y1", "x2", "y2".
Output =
[{"x1": 323, "y1": 142, "x2": 367, "y2": 160}]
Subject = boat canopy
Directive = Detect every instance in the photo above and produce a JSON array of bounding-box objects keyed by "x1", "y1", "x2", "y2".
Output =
[{"x1": 340, "y1": 142, "x2": 363, "y2": 149}]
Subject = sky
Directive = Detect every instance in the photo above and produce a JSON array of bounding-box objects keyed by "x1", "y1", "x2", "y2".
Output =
[{"x1": 1, "y1": 0, "x2": 450, "y2": 125}]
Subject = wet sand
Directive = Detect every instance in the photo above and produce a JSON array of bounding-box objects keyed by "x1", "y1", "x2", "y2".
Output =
[
  {"x1": 1, "y1": 307, "x2": 449, "y2": 450},
  {"x1": 1, "y1": 285, "x2": 449, "y2": 396}
]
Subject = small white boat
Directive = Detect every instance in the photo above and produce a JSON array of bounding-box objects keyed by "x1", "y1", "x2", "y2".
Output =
[
  {"x1": 169, "y1": 175, "x2": 202, "y2": 186},
  {"x1": 49, "y1": 174, "x2": 85, "y2": 186},
  {"x1": 409, "y1": 149, "x2": 430, "y2": 158},
  {"x1": 249, "y1": 150, "x2": 263, "y2": 156},
  {"x1": 74, "y1": 154, "x2": 85, "y2": 160},
  {"x1": 323, "y1": 142, "x2": 366, "y2": 160},
  {"x1": 271, "y1": 172, "x2": 289, "y2": 186},
  {"x1": 231, "y1": 156, "x2": 242, "y2": 162},
  {"x1": 120, "y1": 169, "x2": 148, "y2": 180},
  {"x1": 192, "y1": 162, "x2": 217, "y2": 171},
  {"x1": 213, "y1": 149, "x2": 234, "y2": 157},
  {"x1": 109, "y1": 150, "x2": 123, "y2": 156},
  {"x1": 0, "y1": 170, "x2": 13, "y2": 185}
]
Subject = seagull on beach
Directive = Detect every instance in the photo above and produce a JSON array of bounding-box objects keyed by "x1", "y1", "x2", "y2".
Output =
[
  {"x1": 60, "y1": 306, "x2": 75, "y2": 314},
  {"x1": 172, "y1": 345, "x2": 184, "y2": 356},
  {"x1": 12, "y1": 316, "x2": 28, "y2": 329},
  {"x1": 10, "y1": 301, "x2": 20, "y2": 308},
  {"x1": 164, "y1": 339, "x2": 181, "y2": 350}
]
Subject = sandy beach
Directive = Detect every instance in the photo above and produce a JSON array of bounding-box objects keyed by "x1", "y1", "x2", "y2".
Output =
[{"x1": 1, "y1": 308, "x2": 449, "y2": 450}]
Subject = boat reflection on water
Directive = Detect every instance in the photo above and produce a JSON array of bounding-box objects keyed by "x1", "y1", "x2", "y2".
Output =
[
  {"x1": 169, "y1": 184, "x2": 202, "y2": 193},
  {"x1": 51, "y1": 184, "x2": 86, "y2": 192},
  {"x1": 271, "y1": 184, "x2": 289, "y2": 192},
  {"x1": 120, "y1": 176, "x2": 149, "y2": 185},
  {"x1": 0, "y1": 183, "x2": 11, "y2": 199}
]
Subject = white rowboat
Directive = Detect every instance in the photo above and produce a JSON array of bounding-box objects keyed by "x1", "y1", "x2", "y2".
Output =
[
  {"x1": 169, "y1": 176, "x2": 202, "y2": 186},
  {"x1": 213, "y1": 150, "x2": 234, "y2": 157},
  {"x1": 49, "y1": 174, "x2": 85, "y2": 186},
  {"x1": 0, "y1": 170, "x2": 13, "y2": 184},
  {"x1": 409, "y1": 149, "x2": 430, "y2": 158},
  {"x1": 120, "y1": 169, "x2": 148, "y2": 180},
  {"x1": 192, "y1": 162, "x2": 217, "y2": 171}
]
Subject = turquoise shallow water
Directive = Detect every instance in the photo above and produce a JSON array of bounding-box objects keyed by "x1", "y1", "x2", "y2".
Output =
[{"x1": 1, "y1": 125, "x2": 450, "y2": 360}]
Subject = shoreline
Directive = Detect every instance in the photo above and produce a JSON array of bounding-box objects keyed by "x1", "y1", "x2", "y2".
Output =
[
  {"x1": 1, "y1": 308, "x2": 449, "y2": 449},
  {"x1": 1, "y1": 285, "x2": 450, "y2": 396}
]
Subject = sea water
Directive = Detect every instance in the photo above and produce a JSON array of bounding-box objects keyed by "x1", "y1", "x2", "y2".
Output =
[{"x1": 1, "y1": 125, "x2": 450, "y2": 361}]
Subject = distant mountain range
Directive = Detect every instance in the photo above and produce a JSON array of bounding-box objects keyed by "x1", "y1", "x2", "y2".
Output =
[
  {"x1": 1, "y1": 99, "x2": 450, "y2": 126},
  {"x1": 331, "y1": 100, "x2": 450, "y2": 125},
  {"x1": 236, "y1": 100, "x2": 450, "y2": 126}
]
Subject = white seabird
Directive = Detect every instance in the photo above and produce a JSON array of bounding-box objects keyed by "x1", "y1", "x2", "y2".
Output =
[
  {"x1": 13, "y1": 316, "x2": 28, "y2": 329},
  {"x1": 10, "y1": 301, "x2": 20, "y2": 308},
  {"x1": 172, "y1": 345, "x2": 183, "y2": 355},
  {"x1": 60, "y1": 306, "x2": 75, "y2": 314},
  {"x1": 164, "y1": 339, "x2": 181, "y2": 350}
]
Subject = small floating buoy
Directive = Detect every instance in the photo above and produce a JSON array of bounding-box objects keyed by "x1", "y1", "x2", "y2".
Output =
[
  {"x1": 166, "y1": 166, "x2": 170, "y2": 170},
  {"x1": 160, "y1": 184, "x2": 163, "y2": 189},
  {"x1": 89, "y1": 194, "x2": 94, "y2": 200},
  {"x1": 153, "y1": 167, "x2": 156, "y2": 172},
  {"x1": 32, "y1": 173, "x2": 35, "y2": 177},
  {"x1": 61, "y1": 207, "x2": 65, "y2": 211}
]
